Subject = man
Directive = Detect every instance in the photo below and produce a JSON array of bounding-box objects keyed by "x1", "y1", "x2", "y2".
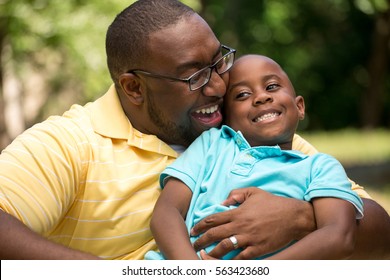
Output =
[{"x1": 0, "y1": 0, "x2": 389, "y2": 259}]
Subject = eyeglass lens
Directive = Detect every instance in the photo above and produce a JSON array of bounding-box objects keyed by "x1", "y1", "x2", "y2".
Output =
[{"x1": 189, "y1": 51, "x2": 234, "y2": 90}]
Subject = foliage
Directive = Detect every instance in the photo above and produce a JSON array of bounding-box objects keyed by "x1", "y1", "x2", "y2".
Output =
[
  {"x1": 201, "y1": 0, "x2": 390, "y2": 130},
  {"x1": 0, "y1": 0, "x2": 132, "y2": 123},
  {"x1": 0, "y1": 0, "x2": 389, "y2": 146}
]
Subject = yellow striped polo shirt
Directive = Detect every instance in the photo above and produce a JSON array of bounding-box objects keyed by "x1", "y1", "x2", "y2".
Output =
[
  {"x1": 0, "y1": 85, "x2": 178, "y2": 259},
  {"x1": 0, "y1": 85, "x2": 369, "y2": 259}
]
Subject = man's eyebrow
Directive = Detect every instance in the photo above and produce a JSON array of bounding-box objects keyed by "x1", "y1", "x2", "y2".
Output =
[
  {"x1": 212, "y1": 44, "x2": 223, "y2": 60},
  {"x1": 176, "y1": 44, "x2": 222, "y2": 74}
]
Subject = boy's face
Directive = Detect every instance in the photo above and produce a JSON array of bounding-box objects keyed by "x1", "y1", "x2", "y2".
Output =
[{"x1": 225, "y1": 55, "x2": 305, "y2": 148}]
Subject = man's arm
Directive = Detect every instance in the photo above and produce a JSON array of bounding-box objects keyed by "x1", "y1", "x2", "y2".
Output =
[
  {"x1": 350, "y1": 198, "x2": 390, "y2": 259},
  {"x1": 0, "y1": 210, "x2": 100, "y2": 259},
  {"x1": 192, "y1": 188, "x2": 390, "y2": 259}
]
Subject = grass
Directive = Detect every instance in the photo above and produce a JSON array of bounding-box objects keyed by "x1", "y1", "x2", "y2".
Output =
[
  {"x1": 364, "y1": 186, "x2": 390, "y2": 214},
  {"x1": 298, "y1": 128, "x2": 390, "y2": 165},
  {"x1": 299, "y1": 128, "x2": 390, "y2": 213}
]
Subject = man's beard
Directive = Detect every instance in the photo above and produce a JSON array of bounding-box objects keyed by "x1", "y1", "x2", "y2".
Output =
[{"x1": 147, "y1": 95, "x2": 197, "y2": 147}]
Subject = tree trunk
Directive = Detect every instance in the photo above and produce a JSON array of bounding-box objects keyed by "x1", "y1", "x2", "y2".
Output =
[
  {"x1": 0, "y1": 17, "x2": 10, "y2": 150},
  {"x1": 361, "y1": 8, "x2": 390, "y2": 128}
]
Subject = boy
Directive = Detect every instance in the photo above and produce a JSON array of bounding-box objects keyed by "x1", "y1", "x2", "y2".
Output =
[{"x1": 146, "y1": 55, "x2": 363, "y2": 260}]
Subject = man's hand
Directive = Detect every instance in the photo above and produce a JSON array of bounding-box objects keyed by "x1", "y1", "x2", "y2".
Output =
[
  {"x1": 199, "y1": 250, "x2": 218, "y2": 260},
  {"x1": 191, "y1": 187, "x2": 316, "y2": 259}
]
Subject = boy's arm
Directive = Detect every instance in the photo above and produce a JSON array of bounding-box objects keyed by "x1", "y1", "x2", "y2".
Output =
[
  {"x1": 150, "y1": 178, "x2": 199, "y2": 260},
  {"x1": 266, "y1": 197, "x2": 358, "y2": 259},
  {"x1": 292, "y1": 134, "x2": 390, "y2": 258}
]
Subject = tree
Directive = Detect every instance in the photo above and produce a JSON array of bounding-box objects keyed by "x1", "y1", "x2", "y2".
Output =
[
  {"x1": 0, "y1": 0, "x2": 130, "y2": 150},
  {"x1": 200, "y1": 0, "x2": 390, "y2": 130},
  {"x1": 360, "y1": 0, "x2": 390, "y2": 128},
  {"x1": 1, "y1": 0, "x2": 389, "y2": 150}
]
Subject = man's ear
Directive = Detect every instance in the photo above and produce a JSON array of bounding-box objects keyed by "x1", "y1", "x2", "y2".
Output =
[
  {"x1": 295, "y1": 95, "x2": 305, "y2": 120},
  {"x1": 118, "y1": 73, "x2": 144, "y2": 105}
]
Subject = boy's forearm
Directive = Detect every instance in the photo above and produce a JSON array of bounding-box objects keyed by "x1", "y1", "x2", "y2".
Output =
[
  {"x1": 289, "y1": 200, "x2": 316, "y2": 241},
  {"x1": 151, "y1": 208, "x2": 199, "y2": 260},
  {"x1": 267, "y1": 198, "x2": 357, "y2": 260},
  {"x1": 291, "y1": 198, "x2": 390, "y2": 259}
]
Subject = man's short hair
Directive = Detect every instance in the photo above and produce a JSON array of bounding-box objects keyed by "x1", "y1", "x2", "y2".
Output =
[{"x1": 106, "y1": 0, "x2": 195, "y2": 87}]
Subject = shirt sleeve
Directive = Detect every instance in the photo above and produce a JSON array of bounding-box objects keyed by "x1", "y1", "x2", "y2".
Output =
[
  {"x1": 293, "y1": 133, "x2": 371, "y2": 199},
  {"x1": 160, "y1": 130, "x2": 213, "y2": 193},
  {"x1": 304, "y1": 153, "x2": 364, "y2": 218},
  {"x1": 0, "y1": 116, "x2": 84, "y2": 234}
]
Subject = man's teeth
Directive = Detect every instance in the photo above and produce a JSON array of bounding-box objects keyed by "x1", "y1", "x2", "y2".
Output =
[
  {"x1": 196, "y1": 105, "x2": 218, "y2": 114},
  {"x1": 254, "y1": 112, "x2": 279, "y2": 122}
]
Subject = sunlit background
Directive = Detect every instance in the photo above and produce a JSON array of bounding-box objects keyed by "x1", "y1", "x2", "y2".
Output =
[{"x1": 0, "y1": 0, "x2": 389, "y2": 211}]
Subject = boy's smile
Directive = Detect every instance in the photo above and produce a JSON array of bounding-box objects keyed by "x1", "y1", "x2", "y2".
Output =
[{"x1": 225, "y1": 55, "x2": 305, "y2": 149}]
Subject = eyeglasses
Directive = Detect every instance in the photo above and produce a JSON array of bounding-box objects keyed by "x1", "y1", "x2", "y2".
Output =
[{"x1": 128, "y1": 45, "x2": 236, "y2": 91}]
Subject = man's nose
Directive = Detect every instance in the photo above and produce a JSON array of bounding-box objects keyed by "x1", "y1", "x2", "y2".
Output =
[{"x1": 201, "y1": 69, "x2": 227, "y2": 98}]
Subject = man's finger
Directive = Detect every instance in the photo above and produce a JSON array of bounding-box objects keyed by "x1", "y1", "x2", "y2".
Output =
[
  {"x1": 199, "y1": 250, "x2": 218, "y2": 260},
  {"x1": 190, "y1": 210, "x2": 233, "y2": 236},
  {"x1": 206, "y1": 236, "x2": 240, "y2": 259},
  {"x1": 192, "y1": 222, "x2": 236, "y2": 251},
  {"x1": 221, "y1": 189, "x2": 248, "y2": 206},
  {"x1": 232, "y1": 246, "x2": 262, "y2": 260}
]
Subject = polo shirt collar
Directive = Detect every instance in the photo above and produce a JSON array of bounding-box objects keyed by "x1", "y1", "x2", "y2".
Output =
[
  {"x1": 220, "y1": 125, "x2": 308, "y2": 159},
  {"x1": 87, "y1": 84, "x2": 178, "y2": 158}
]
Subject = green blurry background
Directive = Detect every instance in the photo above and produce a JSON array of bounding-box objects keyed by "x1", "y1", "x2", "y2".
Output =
[{"x1": 0, "y1": 0, "x2": 389, "y2": 212}]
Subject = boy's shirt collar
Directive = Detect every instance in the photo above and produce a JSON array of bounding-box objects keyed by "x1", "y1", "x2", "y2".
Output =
[{"x1": 220, "y1": 125, "x2": 308, "y2": 159}]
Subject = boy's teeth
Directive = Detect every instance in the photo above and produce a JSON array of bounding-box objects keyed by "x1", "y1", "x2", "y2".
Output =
[
  {"x1": 196, "y1": 105, "x2": 218, "y2": 114},
  {"x1": 254, "y1": 112, "x2": 279, "y2": 122}
]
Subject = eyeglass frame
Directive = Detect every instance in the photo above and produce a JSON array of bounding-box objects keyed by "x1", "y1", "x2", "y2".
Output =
[{"x1": 127, "y1": 45, "x2": 236, "y2": 91}]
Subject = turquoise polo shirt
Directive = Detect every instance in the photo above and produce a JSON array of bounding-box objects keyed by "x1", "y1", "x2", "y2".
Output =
[{"x1": 160, "y1": 125, "x2": 364, "y2": 259}]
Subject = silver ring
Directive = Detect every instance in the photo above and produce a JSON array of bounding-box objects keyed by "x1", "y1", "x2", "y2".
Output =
[{"x1": 229, "y1": 235, "x2": 239, "y2": 249}]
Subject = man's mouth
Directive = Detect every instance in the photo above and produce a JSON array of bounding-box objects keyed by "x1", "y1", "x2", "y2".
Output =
[
  {"x1": 192, "y1": 105, "x2": 222, "y2": 126},
  {"x1": 195, "y1": 105, "x2": 218, "y2": 114},
  {"x1": 253, "y1": 112, "x2": 280, "y2": 123}
]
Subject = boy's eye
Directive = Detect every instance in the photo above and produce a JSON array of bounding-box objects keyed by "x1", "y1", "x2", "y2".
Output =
[
  {"x1": 236, "y1": 91, "x2": 251, "y2": 99},
  {"x1": 266, "y1": 83, "x2": 280, "y2": 91}
]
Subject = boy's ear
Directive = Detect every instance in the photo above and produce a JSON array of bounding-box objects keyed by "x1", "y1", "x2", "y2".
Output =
[
  {"x1": 295, "y1": 96, "x2": 305, "y2": 120},
  {"x1": 118, "y1": 73, "x2": 144, "y2": 105}
]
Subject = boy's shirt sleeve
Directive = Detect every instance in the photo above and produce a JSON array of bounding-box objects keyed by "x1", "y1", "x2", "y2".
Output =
[
  {"x1": 305, "y1": 153, "x2": 364, "y2": 218},
  {"x1": 293, "y1": 134, "x2": 371, "y2": 199},
  {"x1": 160, "y1": 130, "x2": 213, "y2": 192}
]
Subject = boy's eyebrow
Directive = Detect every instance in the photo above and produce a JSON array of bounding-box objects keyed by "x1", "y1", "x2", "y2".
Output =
[
  {"x1": 261, "y1": 74, "x2": 281, "y2": 82},
  {"x1": 228, "y1": 80, "x2": 246, "y2": 90},
  {"x1": 229, "y1": 73, "x2": 281, "y2": 90}
]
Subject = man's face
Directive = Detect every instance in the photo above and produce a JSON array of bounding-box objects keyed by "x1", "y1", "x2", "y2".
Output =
[
  {"x1": 225, "y1": 55, "x2": 305, "y2": 149},
  {"x1": 137, "y1": 14, "x2": 228, "y2": 147}
]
